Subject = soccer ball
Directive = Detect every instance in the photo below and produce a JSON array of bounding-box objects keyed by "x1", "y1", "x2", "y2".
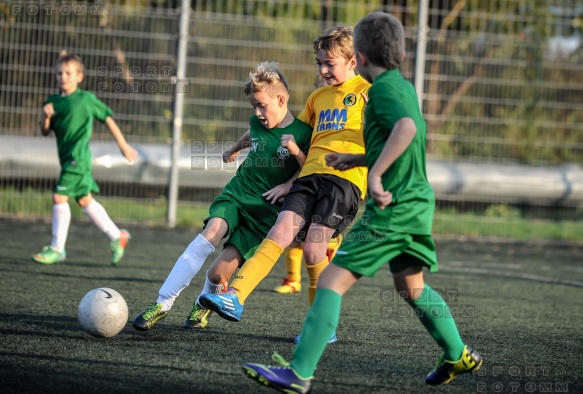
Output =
[{"x1": 78, "y1": 288, "x2": 129, "y2": 338}]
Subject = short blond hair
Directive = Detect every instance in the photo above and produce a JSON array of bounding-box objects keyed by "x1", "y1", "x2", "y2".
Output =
[
  {"x1": 243, "y1": 61, "x2": 289, "y2": 98},
  {"x1": 313, "y1": 26, "x2": 354, "y2": 62},
  {"x1": 56, "y1": 53, "x2": 84, "y2": 73}
]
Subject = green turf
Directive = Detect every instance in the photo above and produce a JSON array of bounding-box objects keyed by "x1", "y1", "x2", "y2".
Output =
[{"x1": 1, "y1": 219, "x2": 582, "y2": 393}]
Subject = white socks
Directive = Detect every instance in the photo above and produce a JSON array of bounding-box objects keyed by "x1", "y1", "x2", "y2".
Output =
[
  {"x1": 51, "y1": 203, "x2": 71, "y2": 252},
  {"x1": 83, "y1": 199, "x2": 121, "y2": 241},
  {"x1": 157, "y1": 234, "x2": 215, "y2": 311},
  {"x1": 195, "y1": 271, "x2": 225, "y2": 305}
]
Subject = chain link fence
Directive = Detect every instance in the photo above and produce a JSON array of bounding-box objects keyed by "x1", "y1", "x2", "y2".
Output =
[{"x1": 1, "y1": 0, "x2": 582, "y2": 240}]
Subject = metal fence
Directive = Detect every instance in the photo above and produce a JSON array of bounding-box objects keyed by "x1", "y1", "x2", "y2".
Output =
[{"x1": 1, "y1": 0, "x2": 582, "y2": 240}]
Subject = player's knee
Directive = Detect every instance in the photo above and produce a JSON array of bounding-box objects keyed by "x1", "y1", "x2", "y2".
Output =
[
  {"x1": 77, "y1": 195, "x2": 93, "y2": 208},
  {"x1": 302, "y1": 245, "x2": 326, "y2": 265}
]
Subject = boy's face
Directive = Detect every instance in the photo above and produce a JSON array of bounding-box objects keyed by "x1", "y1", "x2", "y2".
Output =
[
  {"x1": 56, "y1": 61, "x2": 83, "y2": 95},
  {"x1": 248, "y1": 90, "x2": 287, "y2": 129},
  {"x1": 315, "y1": 49, "x2": 356, "y2": 86}
]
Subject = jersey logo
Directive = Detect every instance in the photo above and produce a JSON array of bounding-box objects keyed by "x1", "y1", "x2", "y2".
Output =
[
  {"x1": 277, "y1": 145, "x2": 290, "y2": 159},
  {"x1": 343, "y1": 93, "x2": 357, "y2": 107},
  {"x1": 316, "y1": 108, "x2": 347, "y2": 132}
]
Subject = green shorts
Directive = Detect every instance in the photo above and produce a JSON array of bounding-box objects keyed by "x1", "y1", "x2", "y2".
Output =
[
  {"x1": 55, "y1": 171, "x2": 99, "y2": 200},
  {"x1": 332, "y1": 222, "x2": 438, "y2": 277},
  {"x1": 204, "y1": 192, "x2": 278, "y2": 260}
]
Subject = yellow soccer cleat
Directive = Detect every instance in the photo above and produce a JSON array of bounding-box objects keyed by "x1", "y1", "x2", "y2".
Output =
[{"x1": 273, "y1": 278, "x2": 302, "y2": 294}]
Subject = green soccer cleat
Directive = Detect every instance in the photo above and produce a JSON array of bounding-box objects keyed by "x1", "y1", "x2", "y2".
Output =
[
  {"x1": 183, "y1": 302, "x2": 213, "y2": 329},
  {"x1": 32, "y1": 246, "x2": 66, "y2": 265},
  {"x1": 425, "y1": 345, "x2": 483, "y2": 385},
  {"x1": 110, "y1": 229, "x2": 131, "y2": 265},
  {"x1": 132, "y1": 302, "x2": 168, "y2": 331}
]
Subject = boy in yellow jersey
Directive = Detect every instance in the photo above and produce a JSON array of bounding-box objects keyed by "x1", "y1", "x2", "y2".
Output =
[
  {"x1": 274, "y1": 73, "x2": 343, "y2": 295},
  {"x1": 200, "y1": 27, "x2": 370, "y2": 344}
]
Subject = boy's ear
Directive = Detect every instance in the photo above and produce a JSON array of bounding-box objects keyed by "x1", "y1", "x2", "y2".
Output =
[
  {"x1": 349, "y1": 55, "x2": 358, "y2": 70},
  {"x1": 356, "y1": 52, "x2": 367, "y2": 67},
  {"x1": 277, "y1": 93, "x2": 286, "y2": 107},
  {"x1": 77, "y1": 71, "x2": 85, "y2": 83}
]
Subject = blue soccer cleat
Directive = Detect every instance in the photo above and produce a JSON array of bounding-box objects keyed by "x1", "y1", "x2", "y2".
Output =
[
  {"x1": 198, "y1": 288, "x2": 244, "y2": 322},
  {"x1": 243, "y1": 352, "x2": 312, "y2": 394},
  {"x1": 294, "y1": 331, "x2": 337, "y2": 344}
]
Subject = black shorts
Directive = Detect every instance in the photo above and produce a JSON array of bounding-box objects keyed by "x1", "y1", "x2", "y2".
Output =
[{"x1": 280, "y1": 174, "x2": 361, "y2": 241}]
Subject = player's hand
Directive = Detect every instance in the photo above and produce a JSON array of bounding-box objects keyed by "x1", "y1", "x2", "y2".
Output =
[
  {"x1": 121, "y1": 144, "x2": 138, "y2": 164},
  {"x1": 368, "y1": 174, "x2": 392, "y2": 210},
  {"x1": 263, "y1": 183, "x2": 291, "y2": 204},
  {"x1": 223, "y1": 150, "x2": 240, "y2": 163},
  {"x1": 43, "y1": 103, "x2": 55, "y2": 118},
  {"x1": 281, "y1": 134, "x2": 300, "y2": 156},
  {"x1": 360, "y1": 92, "x2": 369, "y2": 104},
  {"x1": 326, "y1": 153, "x2": 359, "y2": 170}
]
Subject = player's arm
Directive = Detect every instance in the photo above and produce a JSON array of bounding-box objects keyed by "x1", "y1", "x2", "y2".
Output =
[
  {"x1": 223, "y1": 129, "x2": 251, "y2": 163},
  {"x1": 281, "y1": 134, "x2": 306, "y2": 166},
  {"x1": 368, "y1": 117, "x2": 417, "y2": 209},
  {"x1": 325, "y1": 153, "x2": 366, "y2": 170},
  {"x1": 262, "y1": 168, "x2": 301, "y2": 205},
  {"x1": 40, "y1": 103, "x2": 54, "y2": 136},
  {"x1": 105, "y1": 116, "x2": 138, "y2": 163}
]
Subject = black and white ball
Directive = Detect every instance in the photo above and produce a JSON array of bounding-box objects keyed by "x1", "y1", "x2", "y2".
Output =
[{"x1": 78, "y1": 288, "x2": 128, "y2": 338}]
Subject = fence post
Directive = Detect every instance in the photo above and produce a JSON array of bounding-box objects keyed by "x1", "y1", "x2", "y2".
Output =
[
  {"x1": 414, "y1": 0, "x2": 429, "y2": 111},
  {"x1": 168, "y1": 0, "x2": 191, "y2": 228}
]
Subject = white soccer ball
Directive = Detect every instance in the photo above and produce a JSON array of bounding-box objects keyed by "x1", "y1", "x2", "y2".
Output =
[{"x1": 78, "y1": 288, "x2": 129, "y2": 338}]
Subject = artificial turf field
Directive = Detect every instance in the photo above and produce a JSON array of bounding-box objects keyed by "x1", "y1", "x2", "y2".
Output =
[{"x1": 1, "y1": 218, "x2": 582, "y2": 393}]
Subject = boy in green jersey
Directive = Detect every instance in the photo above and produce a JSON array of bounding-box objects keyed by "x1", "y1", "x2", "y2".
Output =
[
  {"x1": 133, "y1": 62, "x2": 312, "y2": 331},
  {"x1": 243, "y1": 13, "x2": 483, "y2": 393},
  {"x1": 33, "y1": 54, "x2": 137, "y2": 265}
]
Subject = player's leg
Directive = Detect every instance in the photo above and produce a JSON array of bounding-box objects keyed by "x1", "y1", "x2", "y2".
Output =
[
  {"x1": 33, "y1": 192, "x2": 69, "y2": 264},
  {"x1": 274, "y1": 239, "x2": 303, "y2": 294},
  {"x1": 200, "y1": 178, "x2": 318, "y2": 321},
  {"x1": 243, "y1": 263, "x2": 359, "y2": 391},
  {"x1": 78, "y1": 193, "x2": 130, "y2": 265},
  {"x1": 326, "y1": 233, "x2": 343, "y2": 262},
  {"x1": 132, "y1": 217, "x2": 228, "y2": 331},
  {"x1": 200, "y1": 210, "x2": 303, "y2": 309},
  {"x1": 391, "y1": 249, "x2": 482, "y2": 385},
  {"x1": 184, "y1": 244, "x2": 243, "y2": 329}
]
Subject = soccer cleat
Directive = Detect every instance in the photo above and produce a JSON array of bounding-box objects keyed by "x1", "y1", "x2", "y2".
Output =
[
  {"x1": 294, "y1": 331, "x2": 337, "y2": 345},
  {"x1": 110, "y1": 229, "x2": 131, "y2": 265},
  {"x1": 132, "y1": 302, "x2": 168, "y2": 331},
  {"x1": 198, "y1": 288, "x2": 244, "y2": 322},
  {"x1": 274, "y1": 279, "x2": 302, "y2": 294},
  {"x1": 32, "y1": 246, "x2": 66, "y2": 265},
  {"x1": 183, "y1": 302, "x2": 213, "y2": 329},
  {"x1": 425, "y1": 345, "x2": 483, "y2": 385},
  {"x1": 243, "y1": 352, "x2": 312, "y2": 394}
]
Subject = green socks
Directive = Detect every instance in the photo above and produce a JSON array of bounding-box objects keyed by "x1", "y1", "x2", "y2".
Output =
[
  {"x1": 291, "y1": 288, "x2": 341, "y2": 378},
  {"x1": 407, "y1": 284, "x2": 465, "y2": 360}
]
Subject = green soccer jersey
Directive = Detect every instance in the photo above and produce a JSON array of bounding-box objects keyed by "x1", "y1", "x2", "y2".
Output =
[
  {"x1": 363, "y1": 69, "x2": 434, "y2": 234},
  {"x1": 45, "y1": 89, "x2": 113, "y2": 174},
  {"x1": 223, "y1": 115, "x2": 312, "y2": 218}
]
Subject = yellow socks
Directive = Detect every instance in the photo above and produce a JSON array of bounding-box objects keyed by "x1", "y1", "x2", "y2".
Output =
[
  {"x1": 231, "y1": 238, "x2": 284, "y2": 303},
  {"x1": 285, "y1": 244, "x2": 304, "y2": 283},
  {"x1": 306, "y1": 257, "x2": 328, "y2": 306}
]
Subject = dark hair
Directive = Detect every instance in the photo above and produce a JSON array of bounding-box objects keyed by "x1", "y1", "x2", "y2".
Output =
[{"x1": 354, "y1": 12, "x2": 404, "y2": 69}]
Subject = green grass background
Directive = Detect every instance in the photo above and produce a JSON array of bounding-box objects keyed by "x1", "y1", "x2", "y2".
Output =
[{"x1": 1, "y1": 219, "x2": 582, "y2": 393}]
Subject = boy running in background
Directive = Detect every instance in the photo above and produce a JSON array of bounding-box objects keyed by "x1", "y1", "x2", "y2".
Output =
[
  {"x1": 243, "y1": 12, "x2": 482, "y2": 393},
  {"x1": 133, "y1": 62, "x2": 312, "y2": 331},
  {"x1": 33, "y1": 54, "x2": 137, "y2": 265},
  {"x1": 200, "y1": 27, "x2": 370, "y2": 345}
]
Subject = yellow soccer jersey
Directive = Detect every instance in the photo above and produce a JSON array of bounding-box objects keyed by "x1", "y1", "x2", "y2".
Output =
[{"x1": 298, "y1": 74, "x2": 370, "y2": 199}]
